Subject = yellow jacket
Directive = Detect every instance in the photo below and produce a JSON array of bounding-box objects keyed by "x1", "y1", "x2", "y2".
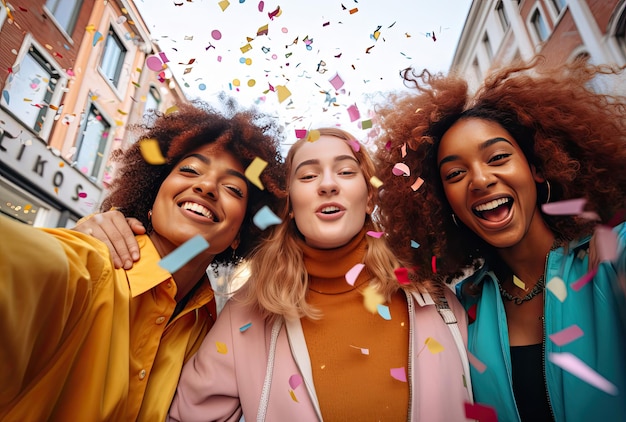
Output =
[{"x1": 0, "y1": 216, "x2": 215, "y2": 421}]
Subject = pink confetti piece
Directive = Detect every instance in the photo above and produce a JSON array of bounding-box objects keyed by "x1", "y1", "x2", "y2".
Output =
[
  {"x1": 549, "y1": 324, "x2": 584, "y2": 346},
  {"x1": 390, "y1": 367, "x2": 407, "y2": 382},
  {"x1": 288, "y1": 374, "x2": 302, "y2": 390},
  {"x1": 239, "y1": 322, "x2": 252, "y2": 332},
  {"x1": 467, "y1": 351, "x2": 487, "y2": 373},
  {"x1": 366, "y1": 230, "x2": 383, "y2": 238},
  {"x1": 392, "y1": 163, "x2": 410, "y2": 176},
  {"x1": 410, "y1": 177, "x2": 424, "y2": 191},
  {"x1": 542, "y1": 198, "x2": 587, "y2": 216},
  {"x1": 295, "y1": 129, "x2": 307, "y2": 139},
  {"x1": 345, "y1": 263, "x2": 365, "y2": 286},
  {"x1": 431, "y1": 256, "x2": 437, "y2": 274},
  {"x1": 329, "y1": 72, "x2": 344, "y2": 90},
  {"x1": 394, "y1": 267, "x2": 410, "y2": 285},
  {"x1": 548, "y1": 352, "x2": 618, "y2": 395},
  {"x1": 464, "y1": 402, "x2": 497, "y2": 422},
  {"x1": 258, "y1": 1, "x2": 264, "y2": 12},
  {"x1": 571, "y1": 268, "x2": 597, "y2": 291},
  {"x1": 146, "y1": 56, "x2": 163, "y2": 71},
  {"x1": 594, "y1": 225, "x2": 618, "y2": 263},
  {"x1": 349, "y1": 140, "x2": 361, "y2": 152},
  {"x1": 211, "y1": 29, "x2": 222, "y2": 40},
  {"x1": 77, "y1": 192, "x2": 87, "y2": 198},
  {"x1": 158, "y1": 51, "x2": 169, "y2": 63},
  {"x1": 347, "y1": 104, "x2": 360, "y2": 122}
]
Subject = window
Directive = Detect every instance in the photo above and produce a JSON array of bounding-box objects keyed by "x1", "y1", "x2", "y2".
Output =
[
  {"x1": 616, "y1": 9, "x2": 626, "y2": 60},
  {"x1": 483, "y1": 32, "x2": 493, "y2": 60},
  {"x1": 0, "y1": 3, "x2": 8, "y2": 29},
  {"x1": 496, "y1": 0, "x2": 509, "y2": 31},
  {"x1": 44, "y1": 0, "x2": 83, "y2": 35},
  {"x1": 144, "y1": 85, "x2": 161, "y2": 114},
  {"x1": 100, "y1": 26, "x2": 126, "y2": 87},
  {"x1": 1, "y1": 46, "x2": 62, "y2": 137},
  {"x1": 75, "y1": 104, "x2": 110, "y2": 180},
  {"x1": 531, "y1": 9, "x2": 550, "y2": 42},
  {"x1": 472, "y1": 58, "x2": 482, "y2": 82},
  {"x1": 549, "y1": 0, "x2": 566, "y2": 15}
]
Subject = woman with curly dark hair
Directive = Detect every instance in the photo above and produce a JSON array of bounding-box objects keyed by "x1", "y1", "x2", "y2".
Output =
[
  {"x1": 0, "y1": 101, "x2": 284, "y2": 421},
  {"x1": 375, "y1": 58, "x2": 626, "y2": 421}
]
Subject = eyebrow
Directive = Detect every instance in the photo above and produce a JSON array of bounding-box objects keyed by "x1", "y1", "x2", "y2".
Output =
[
  {"x1": 438, "y1": 137, "x2": 512, "y2": 170},
  {"x1": 182, "y1": 153, "x2": 248, "y2": 183},
  {"x1": 293, "y1": 155, "x2": 359, "y2": 173}
]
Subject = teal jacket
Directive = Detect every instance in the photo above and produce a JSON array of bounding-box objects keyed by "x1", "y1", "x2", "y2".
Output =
[{"x1": 456, "y1": 223, "x2": 626, "y2": 422}]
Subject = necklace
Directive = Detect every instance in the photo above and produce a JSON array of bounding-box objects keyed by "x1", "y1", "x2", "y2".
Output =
[
  {"x1": 308, "y1": 284, "x2": 362, "y2": 295},
  {"x1": 497, "y1": 275, "x2": 545, "y2": 305}
]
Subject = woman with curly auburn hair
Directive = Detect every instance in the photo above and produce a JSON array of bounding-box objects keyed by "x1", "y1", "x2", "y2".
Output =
[
  {"x1": 0, "y1": 101, "x2": 285, "y2": 421},
  {"x1": 375, "y1": 57, "x2": 626, "y2": 421},
  {"x1": 168, "y1": 128, "x2": 473, "y2": 421}
]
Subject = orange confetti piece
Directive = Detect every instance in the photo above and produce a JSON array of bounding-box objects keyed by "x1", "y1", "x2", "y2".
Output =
[
  {"x1": 289, "y1": 389, "x2": 298, "y2": 402},
  {"x1": 216, "y1": 341, "x2": 228, "y2": 354},
  {"x1": 244, "y1": 157, "x2": 268, "y2": 190},
  {"x1": 369, "y1": 176, "x2": 383, "y2": 189},
  {"x1": 410, "y1": 177, "x2": 424, "y2": 191},
  {"x1": 425, "y1": 337, "x2": 444, "y2": 354},
  {"x1": 139, "y1": 139, "x2": 167, "y2": 165},
  {"x1": 349, "y1": 7, "x2": 358, "y2": 14}
]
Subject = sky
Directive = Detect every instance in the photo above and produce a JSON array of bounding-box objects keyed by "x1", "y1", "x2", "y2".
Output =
[{"x1": 135, "y1": 0, "x2": 472, "y2": 149}]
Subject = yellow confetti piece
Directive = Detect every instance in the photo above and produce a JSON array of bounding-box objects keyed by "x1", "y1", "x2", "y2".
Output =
[
  {"x1": 24, "y1": 204, "x2": 32, "y2": 211},
  {"x1": 58, "y1": 161, "x2": 64, "y2": 167},
  {"x1": 369, "y1": 176, "x2": 383, "y2": 189},
  {"x1": 305, "y1": 130, "x2": 320, "y2": 142},
  {"x1": 233, "y1": 79, "x2": 240, "y2": 87},
  {"x1": 165, "y1": 105, "x2": 179, "y2": 114},
  {"x1": 216, "y1": 341, "x2": 228, "y2": 354},
  {"x1": 410, "y1": 177, "x2": 424, "y2": 191},
  {"x1": 218, "y1": 0, "x2": 230, "y2": 10},
  {"x1": 240, "y1": 43, "x2": 252, "y2": 54},
  {"x1": 513, "y1": 275, "x2": 526, "y2": 290},
  {"x1": 139, "y1": 138, "x2": 167, "y2": 165},
  {"x1": 247, "y1": 79, "x2": 256, "y2": 87},
  {"x1": 425, "y1": 337, "x2": 444, "y2": 354},
  {"x1": 244, "y1": 157, "x2": 268, "y2": 190},
  {"x1": 117, "y1": 109, "x2": 128, "y2": 115},
  {"x1": 289, "y1": 390, "x2": 298, "y2": 402},
  {"x1": 276, "y1": 85, "x2": 291, "y2": 103},
  {"x1": 54, "y1": 187, "x2": 59, "y2": 195},
  {"x1": 546, "y1": 276, "x2": 568, "y2": 302},
  {"x1": 362, "y1": 285, "x2": 384, "y2": 313},
  {"x1": 85, "y1": 24, "x2": 96, "y2": 33}
]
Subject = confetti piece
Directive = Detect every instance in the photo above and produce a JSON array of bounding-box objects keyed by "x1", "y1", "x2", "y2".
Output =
[
  {"x1": 513, "y1": 275, "x2": 526, "y2": 290},
  {"x1": 549, "y1": 324, "x2": 584, "y2": 346},
  {"x1": 366, "y1": 231, "x2": 383, "y2": 238},
  {"x1": 467, "y1": 303, "x2": 477, "y2": 323},
  {"x1": 253, "y1": 205, "x2": 282, "y2": 230},
  {"x1": 216, "y1": 341, "x2": 228, "y2": 354},
  {"x1": 329, "y1": 72, "x2": 344, "y2": 90},
  {"x1": 276, "y1": 85, "x2": 291, "y2": 103},
  {"x1": 2, "y1": 90, "x2": 9, "y2": 104},
  {"x1": 158, "y1": 51, "x2": 169, "y2": 63},
  {"x1": 258, "y1": 1, "x2": 264, "y2": 12},
  {"x1": 239, "y1": 322, "x2": 252, "y2": 332},
  {"x1": 158, "y1": 235, "x2": 209, "y2": 273},
  {"x1": 289, "y1": 390, "x2": 298, "y2": 402},
  {"x1": 392, "y1": 163, "x2": 410, "y2": 176},
  {"x1": 377, "y1": 304, "x2": 391, "y2": 320},
  {"x1": 244, "y1": 157, "x2": 267, "y2": 190},
  {"x1": 546, "y1": 276, "x2": 567, "y2": 302},
  {"x1": 349, "y1": 7, "x2": 358, "y2": 14},
  {"x1": 390, "y1": 367, "x2": 407, "y2": 382},
  {"x1": 268, "y1": 5, "x2": 281, "y2": 19},
  {"x1": 139, "y1": 138, "x2": 166, "y2": 164},
  {"x1": 240, "y1": 43, "x2": 252, "y2": 53},
  {"x1": 410, "y1": 240, "x2": 420, "y2": 249},
  {"x1": 289, "y1": 374, "x2": 302, "y2": 390},
  {"x1": 78, "y1": 192, "x2": 87, "y2": 198},
  {"x1": 361, "y1": 119, "x2": 372, "y2": 129},
  {"x1": 394, "y1": 267, "x2": 410, "y2": 285},
  {"x1": 425, "y1": 337, "x2": 444, "y2": 354},
  {"x1": 92, "y1": 31, "x2": 103, "y2": 46},
  {"x1": 146, "y1": 56, "x2": 163, "y2": 71},
  {"x1": 306, "y1": 130, "x2": 320, "y2": 142},
  {"x1": 345, "y1": 263, "x2": 365, "y2": 286},
  {"x1": 571, "y1": 268, "x2": 597, "y2": 291},
  {"x1": 165, "y1": 105, "x2": 179, "y2": 114},
  {"x1": 295, "y1": 129, "x2": 307, "y2": 139},
  {"x1": 350, "y1": 345, "x2": 370, "y2": 355},
  {"x1": 431, "y1": 256, "x2": 437, "y2": 274},
  {"x1": 347, "y1": 104, "x2": 360, "y2": 122},
  {"x1": 593, "y1": 225, "x2": 618, "y2": 263},
  {"x1": 467, "y1": 350, "x2": 486, "y2": 373},
  {"x1": 464, "y1": 402, "x2": 497, "y2": 422},
  {"x1": 369, "y1": 176, "x2": 382, "y2": 188},
  {"x1": 211, "y1": 29, "x2": 222, "y2": 40},
  {"x1": 348, "y1": 140, "x2": 361, "y2": 153},
  {"x1": 548, "y1": 352, "x2": 618, "y2": 395},
  {"x1": 410, "y1": 177, "x2": 424, "y2": 191},
  {"x1": 542, "y1": 198, "x2": 587, "y2": 216},
  {"x1": 218, "y1": 0, "x2": 230, "y2": 11},
  {"x1": 362, "y1": 285, "x2": 384, "y2": 313},
  {"x1": 257, "y1": 24, "x2": 269, "y2": 36}
]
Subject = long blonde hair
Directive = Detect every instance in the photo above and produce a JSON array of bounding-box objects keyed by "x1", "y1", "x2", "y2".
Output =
[{"x1": 240, "y1": 128, "x2": 433, "y2": 320}]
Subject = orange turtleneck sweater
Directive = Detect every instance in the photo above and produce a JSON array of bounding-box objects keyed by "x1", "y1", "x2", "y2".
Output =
[{"x1": 299, "y1": 229, "x2": 410, "y2": 421}]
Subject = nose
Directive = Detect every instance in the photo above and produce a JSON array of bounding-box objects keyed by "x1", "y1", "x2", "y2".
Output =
[
  {"x1": 193, "y1": 177, "x2": 218, "y2": 199},
  {"x1": 469, "y1": 165, "x2": 496, "y2": 192},
  {"x1": 318, "y1": 170, "x2": 339, "y2": 195}
]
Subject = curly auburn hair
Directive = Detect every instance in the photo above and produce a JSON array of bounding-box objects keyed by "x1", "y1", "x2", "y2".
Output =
[
  {"x1": 375, "y1": 57, "x2": 626, "y2": 282},
  {"x1": 100, "y1": 101, "x2": 286, "y2": 265}
]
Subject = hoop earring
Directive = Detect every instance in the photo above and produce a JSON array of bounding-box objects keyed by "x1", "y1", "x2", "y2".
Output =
[
  {"x1": 147, "y1": 209, "x2": 152, "y2": 221},
  {"x1": 451, "y1": 213, "x2": 460, "y2": 227},
  {"x1": 544, "y1": 180, "x2": 551, "y2": 204}
]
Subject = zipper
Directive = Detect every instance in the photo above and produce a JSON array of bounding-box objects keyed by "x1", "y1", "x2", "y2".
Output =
[
  {"x1": 406, "y1": 290, "x2": 414, "y2": 422},
  {"x1": 541, "y1": 249, "x2": 556, "y2": 422}
]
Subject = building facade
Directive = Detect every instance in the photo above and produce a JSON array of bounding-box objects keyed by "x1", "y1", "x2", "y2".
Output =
[
  {"x1": 0, "y1": 0, "x2": 186, "y2": 227},
  {"x1": 451, "y1": 0, "x2": 626, "y2": 91}
]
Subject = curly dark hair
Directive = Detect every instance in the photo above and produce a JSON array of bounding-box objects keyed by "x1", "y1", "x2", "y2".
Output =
[
  {"x1": 375, "y1": 57, "x2": 626, "y2": 282},
  {"x1": 100, "y1": 100, "x2": 286, "y2": 265}
]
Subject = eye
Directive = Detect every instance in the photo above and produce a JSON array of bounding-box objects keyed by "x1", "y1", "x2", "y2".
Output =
[
  {"x1": 488, "y1": 153, "x2": 511, "y2": 164},
  {"x1": 298, "y1": 172, "x2": 317, "y2": 181},
  {"x1": 338, "y1": 169, "x2": 357, "y2": 176},
  {"x1": 226, "y1": 185, "x2": 245, "y2": 198},
  {"x1": 444, "y1": 169, "x2": 464, "y2": 181},
  {"x1": 179, "y1": 165, "x2": 199, "y2": 175}
]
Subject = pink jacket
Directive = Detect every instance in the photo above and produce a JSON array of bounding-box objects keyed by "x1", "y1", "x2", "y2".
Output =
[{"x1": 168, "y1": 288, "x2": 473, "y2": 421}]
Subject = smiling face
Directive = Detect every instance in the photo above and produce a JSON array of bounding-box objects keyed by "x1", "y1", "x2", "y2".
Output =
[
  {"x1": 289, "y1": 135, "x2": 371, "y2": 249},
  {"x1": 437, "y1": 118, "x2": 547, "y2": 249},
  {"x1": 149, "y1": 143, "x2": 248, "y2": 259}
]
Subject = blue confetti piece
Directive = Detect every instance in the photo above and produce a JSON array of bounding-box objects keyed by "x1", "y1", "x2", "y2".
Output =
[
  {"x1": 93, "y1": 31, "x2": 103, "y2": 46},
  {"x1": 239, "y1": 322, "x2": 252, "y2": 332},
  {"x1": 2, "y1": 90, "x2": 9, "y2": 105},
  {"x1": 253, "y1": 205, "x2": 282, "y2": 230},
  {"x1": 158, "y1": 235, "x2": 209, "y2": 273},
  {"x1": 377, "y1": 304, "x2": 391, "y2": 320},
  {"x1": 410, "y1": 240, "x2": 420, "y2": 249}
]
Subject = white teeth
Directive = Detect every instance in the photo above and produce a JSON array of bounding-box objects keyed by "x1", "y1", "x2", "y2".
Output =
[
  {"x1": 181, "y1": 202, "x2": 214, "y2": 220},
  {"x1": 474, "y1": 198, "x2": 510, "y2": 212},
  {"x1": 320, "y1": 206, "x2": 340, "y2": 214}
]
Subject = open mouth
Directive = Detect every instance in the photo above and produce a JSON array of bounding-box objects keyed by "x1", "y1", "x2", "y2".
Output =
[
  {"x1": 473, "y1": 197, "x2": 512, "y2": 222},
  {"x1": 319, "y1": 205, "x2": 341, "y2": 215},
  {"x1": 179, "y1": 201, "x2": 218, "y2": 222}
]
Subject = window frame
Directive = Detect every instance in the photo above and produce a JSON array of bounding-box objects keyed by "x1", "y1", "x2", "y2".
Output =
[
  {"x1": 495, "y1": 0, "x2": 510, "y2": 33},
  {"x1": 528, "y1": 5, "x2": 551, "y2": 45},
  {"x1": 74, "y1": 101, "x2": 112, "y2": 181},
  {"x1": 98, "y1": 25, "x2": 127, "y2": 88},
  {"x1": 43, "y1": 0, "x2": 83, "y2": 38}
]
